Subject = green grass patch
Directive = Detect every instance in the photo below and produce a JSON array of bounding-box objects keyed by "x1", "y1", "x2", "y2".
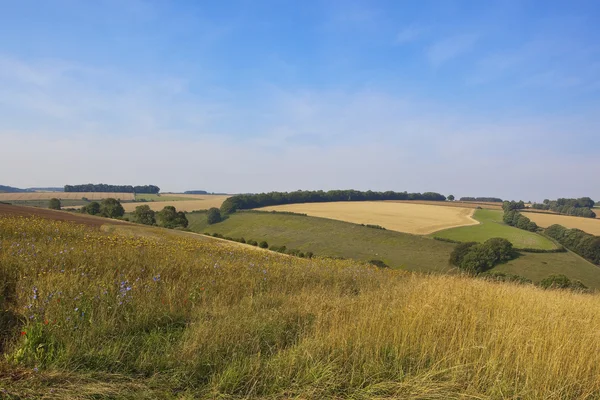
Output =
[
  {"x1": 5, "y1": 199, "x2": 90, "y2": 208},
  {"x1": 492, "y1": 251, "x2": 600, "y2": 289},
  {"x1": 187, "y1": 211, "x2": 456, "y2": 273},
  {"x1": 134, "y1": 194, "x2": 191, "y2": 202},
  {"x1": 433, "y1": 209, "x2": 558, "y2": 250}
]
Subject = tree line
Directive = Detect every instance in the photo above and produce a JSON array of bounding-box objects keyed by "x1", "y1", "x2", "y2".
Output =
[
  {"x1": 459, "y1": 197, "x2": 503, "y2": 202},
  {"x1": 532, "y1": 197, "x2": 596, "y2": 218},
  {"x1": 502, "y1": 210, "x2": 538, "y2": 232},
  {"x1": 545, "y1": 225, "x2": 600, "y2": 265},
  {"x1": 220, "y1": 190, "x2": 447, "y2": 214},
  {"x1": 64, "y1": 184, "x2": 160, "y2": 194}
]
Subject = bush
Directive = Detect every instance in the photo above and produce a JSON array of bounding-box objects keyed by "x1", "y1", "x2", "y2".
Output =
[
  {"x1": 449, "y1": 242, "x2": 478, "y2": 266},
  {"x1": 369, "y1": 259, "x2": 390, "y2": 268},
  {"x1": 157, "y1": 206, "x2": 188, "y2": 229},
  {"x1": 480, "y1": 272, "x2": 532, "y2": 284},
  {"x1": 132, "y1": 205, "x2": 156, "y2": 226},
  {"x1": 206, "y1": 207, "x2": 222, "y2": 225},
  {"x1": 48, "y1": 198, "x2": 61, "y2": 210},
  {"x1": 247, "y1": 240, "x2": 258, "y2": 246},
  {"x1": 305, "y1": 251, "x2": 314, "y2": 259},
  {"x1": 100, "y1": 198, "x2": 125, "y2": 219},
  {"x1": 451, "y1": 238, "x2": 516, "y2": 274},
  {"x1": 81, "y1": 201, "x2": 100, "y2": 215},
  {"x1": 538, "y1": 274, "x2": 588, "y2": 292},
  {"x1": 259, "y1": 241, "x2": 269, "y2": 249}
]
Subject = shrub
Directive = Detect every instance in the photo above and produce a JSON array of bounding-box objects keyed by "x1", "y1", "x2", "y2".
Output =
[
  {"x1": 100, "y1": 198, "x2": 125, "y2": 219},
  {"x1": 451, "y1": 238, "x2": 516, "y2": 274},
  {"x1": 157, "y1": 206, "x2": 188, "y2": 229},
  {"x1": 247, "y1": 240, "x2": 258, "y2": 246},
  {"x1": 369, "y1": 259, "x2": 390, "y2": 268},
  {"x1": 305, "y1": 251, "x2": 314, "y2": 259},
  {"x1": 259, "y1": 241, "x2": 269, "y2": 249},
  {"x1": 480, "y1": 272, "x2": 532, "y2": 284},
  {"x1": 206, "y1": 207, "x2": 222, "y2": 225},
  {"x1": 538, "y1": 274, "x2": 589, "y2": 292},
  {"x1": 81, "y1": 201, "x2": 100, "y2": 215},
  {"x1": 132, "y1": 205, "x2": 156, "y2": 225},
  {"x1": 449, "y1": 242, "x2": 478, "y2": 266},
  {"x1": 48, "y1": 198, "x2": 61, "y2": 210}
]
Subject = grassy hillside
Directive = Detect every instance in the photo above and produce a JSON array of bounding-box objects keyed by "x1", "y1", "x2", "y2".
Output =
[
  {"x1": 134, "y1": 193, "x2": 192, "y2": 202},
  {"x1": 187, "y1": 211, "x2": 456, "y2": 273},
  {"x1": 433, "y1": 209, "x2": 558, "y2": 250},
  {"x1": 187, "y1": 211, "x2": 600, "y2": 289},
  {"x1": 4, "y1": 215, "x2": 600, "y2": 398}
]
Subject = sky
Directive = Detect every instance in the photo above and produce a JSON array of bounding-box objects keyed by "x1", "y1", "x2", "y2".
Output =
[{"x1": 1, "y1": 0, "x2": 599, "y2": 201}]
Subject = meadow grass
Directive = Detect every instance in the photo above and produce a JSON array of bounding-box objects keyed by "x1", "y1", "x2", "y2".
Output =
[
  {"x1": 4, "y1": 199, "x2": 90, "y2": 209},
  {"x1": 133, "y1": 194, "x2": 192, "y2": 202},
  {"x1": 433, "y1": 209, "x2": 558, "y2": 250},
  {"x1": 4, "y1": 216, "x2": 600, "y2": 398},
  {"x1": 187, "y1": 211, "x2": 456, "y2": 273}
]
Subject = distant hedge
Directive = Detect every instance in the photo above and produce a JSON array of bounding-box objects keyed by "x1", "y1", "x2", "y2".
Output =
[
  {"x1": 64, "y1": 184, "x2": 159, "y2": 194},
  {"x1": 460, "y1": 197, "x2": 503, "y2": 202},
  {"x1": 531, "y1": 197, "x2": 596, "y2": 218},
  {"x1": 545, "y1": 225, "x2": 600, "y2": 265},
  {"x1": 220, "y1": 190, "x2": 446, "y2": 214}
]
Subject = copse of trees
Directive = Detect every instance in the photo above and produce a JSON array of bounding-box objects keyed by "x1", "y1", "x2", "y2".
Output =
[
  {"x1": 81, "y1": 201, "x2": 100, "y2": 215},
  {"x1": 99, "y1": 198, "x2": 125, "y2": 219},
  {"x1": 206, "y1": 208, "x2": 222, "y2": 225},
  {"x1": 538, "y1": 274, "x2": 588, "y2": 292},
  {"x1": 220, "y1": 190, "x2": 446, "y2": 214},
  {"x1": 450, "y1": 238, "x2": 516, "y2": 274},
  {"x1": 64, "y1": 184, "x2": 160, "y2": 194},
  {"x1": 503, "y1": 210, "x2": 538, "y2": 232},
  {"x1": 460, "y1": 197, "x2": 503, "y2": 203},
  {"x1": 133, "y1": 205, "x2": 156, "y2": 226},
  {"x1": 545, "y1": 225, "x2": 600, "y2": 265},
  {"x1": 48, "y1": 198, "x2": 61, "y2": 210},
  {"x1": 532, "y1": 197, "x2": 596, "y2": 218},
  {"x1": 502, "y1": 201, "x2": 526, "y2": 212},
  {"x1": 157, "y1": 206, "x2": 188, "y2": 229}
]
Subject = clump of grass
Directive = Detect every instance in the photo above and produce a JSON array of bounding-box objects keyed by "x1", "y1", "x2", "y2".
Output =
[{"x1": 2, "y1": 216, "x2": 600, "y2": 398}]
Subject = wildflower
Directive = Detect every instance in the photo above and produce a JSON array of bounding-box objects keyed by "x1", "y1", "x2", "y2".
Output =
[{"x1": 21, "y1": 331, "x2": 26, "y2": 336}]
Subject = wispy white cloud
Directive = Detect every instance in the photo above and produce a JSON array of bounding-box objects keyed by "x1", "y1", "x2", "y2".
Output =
[
  {"x1": 395, "y1": 25, "x2": 426, "y2": 44},
  {"x1": 427, "y1": 34, "x2": 478, "y2": 66}
]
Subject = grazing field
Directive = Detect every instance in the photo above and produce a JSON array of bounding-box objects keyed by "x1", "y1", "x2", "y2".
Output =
[
  {"x1": 0, "y1": 192, "x2": 135, "y2": 201},
  {"x1": 134, "y1": 193, "x2": 194, "y2": 202},
  {"x1": 260, "y1": 201, "x2": 478, "y2": 234},
  {"x1": 122, "y1": 195, "x2": 229, "y2": 212},
  {"x1": 522, "y1": 211, "x2": 600, "y2": 235},
  {"x1": 434, "y1": 209, "x2": 559, "y2": 250},
  {"x1": 188, "y1": 211, "x2": 456, "y2": 272},
  {"x1": 4, "y1": 214, "x2": 600, "y2": 398}
]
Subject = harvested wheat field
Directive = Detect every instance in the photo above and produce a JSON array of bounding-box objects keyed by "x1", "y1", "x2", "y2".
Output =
[
  {"x1": 386, "y1": 200, "x2": 504, "y2": 210},
  {"x1": 523, "y1": 211, "x2": 600, "y2": 236},
  {"x1": 0, "y1": 192, "x2": 135, "y2": 201},
  {"x1": 122, "y1": 195, "x2": 229, "y2": 212},
  {"x1": 260, "y1": 201, "x2": 478, "y2": 234}
]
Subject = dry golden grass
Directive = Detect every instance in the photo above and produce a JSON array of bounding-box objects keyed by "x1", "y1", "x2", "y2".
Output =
[
  {"x1": 0, "y1": 192, "x2": 135, "y2": 201},
  {"x1": 523, "y1": 211, "x2": 600, "y2": 236},
  {"x1": 4, "y1": 215, "x2": 600, "y2": 398},
  {"x1": 388, "y1": 200, "x2": 504, "y2": 210},
  {"x1": 260, "y1": 201, "x2": 478, "y2": 234},
  {"x1": 122, "y1": 195, "x2": 229, "y2": 212}
]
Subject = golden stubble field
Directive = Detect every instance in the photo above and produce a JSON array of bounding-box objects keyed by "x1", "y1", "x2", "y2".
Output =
[
  {"x1": 121, "y1": 195, "x2": 230, "y2": 212},
  {"x1": 260, "y1": 201, "x2": 478, "y2": 234},
  {"x1": 0, "y1": 192, "x2": 135, "y2": 201},
  {"x1": 523, "y1": 211, "x2": 600, "y2": 236}
]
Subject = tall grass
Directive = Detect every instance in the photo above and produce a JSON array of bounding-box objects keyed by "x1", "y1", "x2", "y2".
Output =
[{"x1": 2, "y1": 216, "x2": 600, "y2": 399}]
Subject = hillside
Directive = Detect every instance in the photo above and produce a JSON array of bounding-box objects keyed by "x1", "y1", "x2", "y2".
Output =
[
  {"x1": 187, "y1": 211, "x2": 600, "y2": 288},
  {"x1": 3, "y1": 209, "x2": 600, "y2": 398},
  {"x1": 0, "y1": 185, "x2": 29, "y2": 193}
]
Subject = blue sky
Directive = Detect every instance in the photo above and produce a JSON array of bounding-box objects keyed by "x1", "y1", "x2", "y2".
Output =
[{"x1": 1, "y1": 0, "x2": 599, "y2": 200}]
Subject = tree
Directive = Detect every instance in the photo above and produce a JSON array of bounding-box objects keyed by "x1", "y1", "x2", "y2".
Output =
[
  {"x1": 206, "y1": 207, "x2": 222, "y2": 225},
  {"x1": 48, "y1": 198, "x2": 61, "y2": 210},
  {"x1": 133, "y1": 205, "x2": 156, "y2": 225},
  {"x1": 450, "y1": 242, "x2": 478, "y2": 266},
  {"x1": 157, "y1": 206, "x2": 188, "y2": 229},
  {"x1": 447, "y1": 195, "x2": 455, "y2": 201},
  {"x1": 82, "y1": 201, "x2": 100, "y2": 215},
  {"x1": 100, "y1": 198, "x2": 125, "y2": 219}
]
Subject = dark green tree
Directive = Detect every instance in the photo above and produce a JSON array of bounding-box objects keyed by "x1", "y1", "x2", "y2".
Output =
[
  {"x1": 157, "y1": 206, "x2": 188, "y2": 229},
  {"x1": 48, "y1": 198, "x2": 61, "y2": 210},
  {"x1": 133, "y1": 205, "x2": 156, "y2": 225},
  {"x1": 100, "y1": 198, "x2": 125, "y2": 219},
  {"x1": 82, "y1": 201, "x2": 100, "y2": 215},
  {"x1": 447, "y1": 195, "x2": 455, "y2": 201},
  {"x1": 206, "y1": 207, "x2": 222, "y2": 225}
]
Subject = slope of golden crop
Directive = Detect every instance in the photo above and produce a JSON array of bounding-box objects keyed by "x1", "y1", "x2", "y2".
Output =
[
  {"x1": 260, "y1": 201, "x2": 478, "y2": 234},
  {"x1": 0, "y1": 192, "x2": 135, "y2": 201},
  {"x1": 523, "y1": 211, "x2": 600, "y2": 236},
  {"x1": 122, "y1": 195, "x2": 229, "y2": 212}
]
